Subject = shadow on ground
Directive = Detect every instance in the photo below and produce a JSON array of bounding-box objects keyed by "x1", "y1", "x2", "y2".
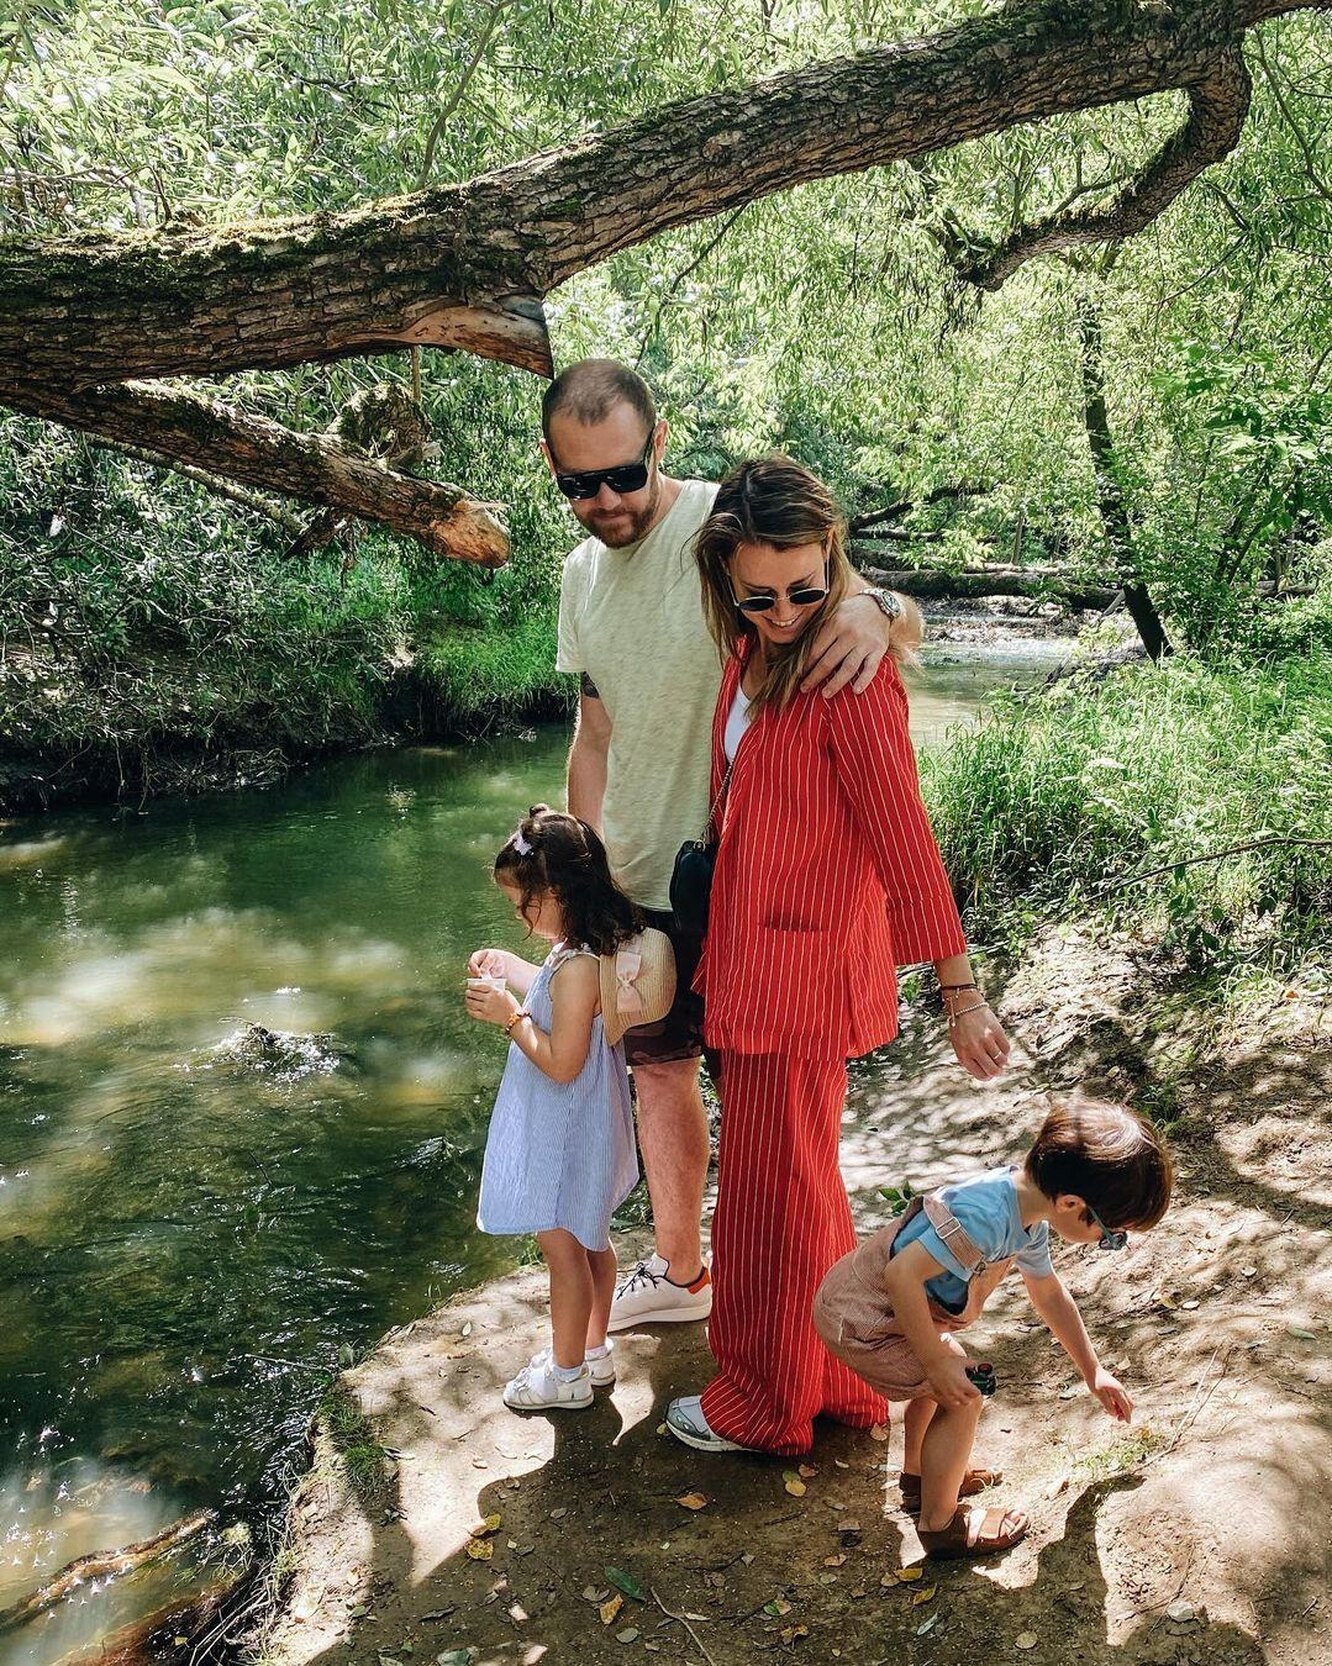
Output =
[{"x1": 263, "y1": 936, "x2": 1332, "y2": 1666}]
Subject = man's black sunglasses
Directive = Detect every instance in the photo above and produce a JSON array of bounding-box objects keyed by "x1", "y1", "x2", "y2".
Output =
[{"x1": 551, "y1": 431, "x2": 655, "y2": 502}]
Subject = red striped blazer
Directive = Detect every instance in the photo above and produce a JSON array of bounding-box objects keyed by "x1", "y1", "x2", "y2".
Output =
[{"x1": 695, "y1": 646, "x2": 968, "y2": 1060}]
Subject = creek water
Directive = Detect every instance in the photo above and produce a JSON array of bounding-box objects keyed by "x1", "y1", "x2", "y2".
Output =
[{"x1": 0, "y1": 640, "x2": 1066, "y2": 1662}]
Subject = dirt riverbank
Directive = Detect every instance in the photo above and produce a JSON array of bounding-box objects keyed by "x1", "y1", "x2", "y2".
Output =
[{"x1": 257, "y1": 930, "x2": 1332, "y2": 1666}]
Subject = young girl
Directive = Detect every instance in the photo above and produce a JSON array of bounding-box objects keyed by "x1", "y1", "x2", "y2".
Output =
[
  {"x1": 466, "y1": 805, "x2": 643, "y2": 1412},
  {"x1": 814, "y1": 1096, "x2": 1173, "y2": 1559}
]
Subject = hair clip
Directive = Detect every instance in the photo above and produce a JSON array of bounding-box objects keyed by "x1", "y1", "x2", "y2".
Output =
[{"x1": 513, "y1": 833, "x2": 534, "y2": 856}]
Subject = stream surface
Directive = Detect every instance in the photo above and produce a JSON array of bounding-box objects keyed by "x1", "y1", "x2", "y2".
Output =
[{"x1": 0, "y1": 641, "x2": 1068, "y2": 1662}]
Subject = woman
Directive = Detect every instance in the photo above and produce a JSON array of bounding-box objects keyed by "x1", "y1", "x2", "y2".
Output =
[{"x1": 665, "y1": 456, "x2": 1010, "y2": 1456}]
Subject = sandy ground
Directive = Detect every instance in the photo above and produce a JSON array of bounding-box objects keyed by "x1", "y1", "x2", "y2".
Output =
[{"x1": 259, "y1": 931, "x2": 1332, "y2": 1666}]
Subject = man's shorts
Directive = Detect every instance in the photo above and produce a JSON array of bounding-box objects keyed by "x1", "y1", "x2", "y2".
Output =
[{"x1": 623, "y1": 907, "x2": 706, "y2": 1068}]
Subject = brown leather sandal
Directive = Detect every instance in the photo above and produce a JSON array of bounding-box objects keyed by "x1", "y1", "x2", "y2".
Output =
[
  {"x1": 916, "y1": 1503, "x2": 1029, "y2": 1560},
  {"x1": 898, "y1": 1467, "x2": 1002, "y2": 1512}
]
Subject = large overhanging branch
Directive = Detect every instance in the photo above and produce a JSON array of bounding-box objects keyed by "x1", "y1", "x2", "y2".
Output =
[
  {"x1": 956, "y1": 48, "x2": 1253, "y2": 289},
  {"x1": 0, "y1": 0, "x2": 1327, "y2": 566},
  {"x1": 4, "y1": 380, "x2": 508, "y2": 567},
  {"x1": 1, "y1": 0, "x2": 1327, "y2": 394}
]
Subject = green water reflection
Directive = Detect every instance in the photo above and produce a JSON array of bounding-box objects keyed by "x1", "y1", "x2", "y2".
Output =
[{"x1": 0, "y1": 645, "x2": 1058, "y2": 1650}]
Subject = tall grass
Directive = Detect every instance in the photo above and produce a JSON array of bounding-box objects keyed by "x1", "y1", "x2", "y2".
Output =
[{"x1": 923, "y1": 655, "x2": 1332, "y2": 978}]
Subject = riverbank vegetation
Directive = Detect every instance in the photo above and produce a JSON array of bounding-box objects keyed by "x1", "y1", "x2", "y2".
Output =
[
  {"x1": 3, "y1": 2, "x2": 1331, "y2": 808},
  {"x1": 926, "y1": 652, "x2": 1331, "y2": 980}
]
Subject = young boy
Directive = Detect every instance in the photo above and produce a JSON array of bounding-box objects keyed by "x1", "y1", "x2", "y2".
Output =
[{"x1": 813, "y1": 1096, "x2": 1173, "y2": 1560}]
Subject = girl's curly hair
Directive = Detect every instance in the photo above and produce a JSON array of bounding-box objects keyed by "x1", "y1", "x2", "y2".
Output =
[{"x1": 493, "y1": 805, "x2": 642, "y2": 956}]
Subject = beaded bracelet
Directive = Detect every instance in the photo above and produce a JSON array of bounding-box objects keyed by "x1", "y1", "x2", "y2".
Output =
[
  {"x1": 504, "y1": 1008, "x2": 530, "y2": 1035},
  {"x1": 946, "y1": 1000, "x2": 991, "y2": 1027}
]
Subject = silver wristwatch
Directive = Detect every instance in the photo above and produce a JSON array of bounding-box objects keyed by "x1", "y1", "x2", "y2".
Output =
[{"x1": 861, "y1": 585, "x2": 903, "y2": 622}]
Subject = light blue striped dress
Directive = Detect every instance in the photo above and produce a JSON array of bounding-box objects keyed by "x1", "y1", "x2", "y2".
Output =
[{"x1": 477, "y1": 943, "x2": 638, "y2": 1253}]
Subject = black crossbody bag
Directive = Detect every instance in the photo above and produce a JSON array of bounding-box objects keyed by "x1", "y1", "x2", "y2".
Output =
[{"x1": 669, "y1": 758, "x2": 734, "y2": 939}]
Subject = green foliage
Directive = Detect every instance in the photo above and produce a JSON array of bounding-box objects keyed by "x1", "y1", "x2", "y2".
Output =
[
  {"x1": 2, "y1": 2, "x2": 1332, "y2": 783},
  {"x1": 923, "y1": 654, "x2": 1332, "y2": 978}
]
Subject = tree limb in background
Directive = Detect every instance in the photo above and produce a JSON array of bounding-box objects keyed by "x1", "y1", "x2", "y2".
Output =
[
  {"x1": 6, "y1": 381, "x2": 509, "y2": 567},
  {"x1": 84, "y1": 438, "x2": 307, "y2": 536},
  {"x1": 1, "y1": 0, "x2": 1329, "y2": 565},
  {"x1": 957, "y1": 48, "x2": 1253, "y2": 290},
  {"x1": 3, "y1": 1, "x2": 1328, "y2": 393},
  {"x1": 849, "y1": 482, "x2": 992, "y2": 535}
]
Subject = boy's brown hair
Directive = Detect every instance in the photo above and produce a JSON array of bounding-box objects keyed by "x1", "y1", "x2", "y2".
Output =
[{"x1": 1024, "y1": 1094, "x2": 1173, "y2": 1230}]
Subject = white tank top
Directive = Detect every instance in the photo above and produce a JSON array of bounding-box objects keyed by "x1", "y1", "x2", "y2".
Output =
[{"x1": 723, "y1": 685, "x2": 752, "y2": 763}]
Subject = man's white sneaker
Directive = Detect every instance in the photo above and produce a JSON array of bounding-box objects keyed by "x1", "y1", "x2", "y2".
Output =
[
  {"x1": 608, "y1": 1255, "x2": 712, "y2": 1332},
  {"x1": 503, "y1": 1356, "x2": 593, "y2": 1412},
  {"x1": 532, "y1": 1342, "x2": 616, "y2": 1388}
]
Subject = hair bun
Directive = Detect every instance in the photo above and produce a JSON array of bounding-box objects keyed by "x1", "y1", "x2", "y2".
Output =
[{"x1": 526, "y1": 803, "x2": 551, "y2": 820}]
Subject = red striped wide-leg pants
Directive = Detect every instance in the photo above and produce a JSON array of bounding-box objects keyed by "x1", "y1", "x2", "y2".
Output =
[{"x1": 699, "y1": 1051, "x2": 889, "y2": 1453}]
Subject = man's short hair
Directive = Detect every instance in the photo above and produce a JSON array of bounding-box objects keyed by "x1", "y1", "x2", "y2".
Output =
[{"x1": 542, "y1": 359, "x2": 657, "y2": 442}]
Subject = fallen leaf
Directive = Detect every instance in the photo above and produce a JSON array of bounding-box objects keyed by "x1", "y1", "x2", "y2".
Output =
[
  {"x1": 763, "y1": 1598, "x2": 794, "y2": 1618},
  {"x1": 674, "y1": 1491, "x2": 709, "y2": 1511},
  {"x1": 895, "y1": 1567, "x2": 923, "y2": 1583},
  {"x1": 513, "y1": 1544, "x2": 535, "y2": 1557},
  {"x1": 834, "y1": 1458, "x2": 850, "y2": 1470},
  {"x1": 798, "y1": 1464, "x2": 818, "y2": 1478},
  {"x1": 615, "y1": 1628, "x2": 640, "y2": 1644},
  {"x1": 582, "y1": 1587, "x2": 601, "y2": 1604},
  {"x1": 421, "y1": 1611, "x2": 455, "y2": 1622},
  {"x1": 1288, "y1": 1325, "x2": 1317, "y2": 1341},
  {"x1": 836, "y1": 1520, "x2": 862, "y2": 1534},
  {"x1": 469, "y1": 1514, "x2": 502, "y2": 1538},
  {"x1": 780, "y1": 1623, "x2": 810, "y2": 1642},
  {"x1": 850, "y1": 1587, "x2": 867, "y2": 1599},
  {"x1": 1180, "y1": 1299, "x2": 1200, "y2": 1311},
  {"x1": 436, "y1": 1654, "x2": 475, "y2": 1666},
  {"x1": 915, "y1": 1613, "x2": 940, "y2": 1636},
  {"x1": 823, "y1": 1554, "x2": 847, "y2": 1568},
  {"x1": 1058, "y1": 1386, "x2": 1080, "y2": 1400},
  {"x1": 819, "y1": 1573, "x2": 838, "y2": 1585},
  {"x1": 1016, "y1": 1633, "x2": 1039, "y2": 1651},
  {"x1": 508, "y1": 1604, "x2": 528, "y2": 1623},
  {"x1": 782, "y1": 1470, "x2": 807, "y2": 1497},
  {"x1": 464, "y1": 1539, "x2": 493, "y2": 1562},
  {"x1": 549, "y1": 1506, "x2": 568, "y2": 1520},
  {"x1": 599, "y1": 1596, "x2": 624, "y2": 1626},
  {"x1": 870, "y1": 1423, "x2": 890, "y2": 1442},
  {"x1": 605, "y1": 1568, "x2": 645, "y2": 1602},
  {"x1": 911, "y1": 1585, "x2": 937, "y2": 1607},
  {"x1": 741, "y1": 1552, "x2": 755, "y2": 1565}
]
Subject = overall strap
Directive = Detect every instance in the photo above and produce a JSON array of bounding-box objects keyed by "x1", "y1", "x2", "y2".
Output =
[{"x1": 922, "y1": 1192, "x2": 988, "y2": 1275}]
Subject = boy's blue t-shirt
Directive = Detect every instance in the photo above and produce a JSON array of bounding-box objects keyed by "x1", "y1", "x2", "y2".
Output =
[{"x1": 890, "y1": 1166, "x2": 1054, "y2": 1313}]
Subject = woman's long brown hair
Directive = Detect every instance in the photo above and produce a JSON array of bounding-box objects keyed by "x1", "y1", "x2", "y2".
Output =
[{"x1": 694, "y1": 455, "x2": 907, "y2": 714}]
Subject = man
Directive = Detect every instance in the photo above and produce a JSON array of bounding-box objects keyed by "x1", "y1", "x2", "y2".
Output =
[{"x1": 544, "y1": 359, "x2": 916, "y2": 1330}]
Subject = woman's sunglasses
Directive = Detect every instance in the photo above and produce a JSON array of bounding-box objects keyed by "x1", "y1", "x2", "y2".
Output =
[
  {"x1": 730, "y1": 560, "x2": 830, "y2": 615},
  {"x1": 551, "y1": 431, "x2": 655, "y2": 502},
  {"x1": 1085, "y1": 1203, "x2": 1128, "y2": 1252}
]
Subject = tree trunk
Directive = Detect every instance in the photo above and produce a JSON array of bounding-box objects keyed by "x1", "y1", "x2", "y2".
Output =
[
  {"x1": 0, "y1": 0, "x2": 1325, "y2": 561},
  {"x1": 1076, "y1": 289, "x2": 1173, "y2": 662}
]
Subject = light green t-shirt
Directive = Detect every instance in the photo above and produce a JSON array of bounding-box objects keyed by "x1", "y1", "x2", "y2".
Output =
[{"x1": 556, "y1": 478, "x2": 722, "y2": 910}]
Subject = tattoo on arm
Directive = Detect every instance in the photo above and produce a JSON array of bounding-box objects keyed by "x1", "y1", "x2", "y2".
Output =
[{"x1": 580, "y1": 672, "x2": 600, "y2": 699}]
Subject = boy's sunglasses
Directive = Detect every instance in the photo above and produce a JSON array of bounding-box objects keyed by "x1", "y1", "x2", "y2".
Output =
[
  {"x1": 1085, "y1": 1203, "x2": 1128, "y2": 1252},
  {"x1": 551, "y1": 431, "x2": 655, "y2": 501},
  {"x1": 731, "y1": 560, "x2": 830, "y2": 615}
]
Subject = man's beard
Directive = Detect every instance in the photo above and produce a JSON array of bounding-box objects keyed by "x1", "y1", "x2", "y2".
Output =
[{"x1": 582, "y1": 477, "x2": 662, "y2": 549}]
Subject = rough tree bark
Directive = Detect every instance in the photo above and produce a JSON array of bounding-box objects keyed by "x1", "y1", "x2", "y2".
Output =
[
  {"x1": 1076, "y1": 283, "x2": 1174, "y2": 662},
  {"x1": 1, "y1": 0, "x2": 1327, "y2": 562}
]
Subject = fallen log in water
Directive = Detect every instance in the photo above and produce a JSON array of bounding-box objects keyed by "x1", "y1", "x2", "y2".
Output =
[
  {"x1": 858, "y1": 560, "x2": 1119, "y2": 609},
  {"x1": 0, "y1": 1510, "x2": 216, "y2": 1635}
]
